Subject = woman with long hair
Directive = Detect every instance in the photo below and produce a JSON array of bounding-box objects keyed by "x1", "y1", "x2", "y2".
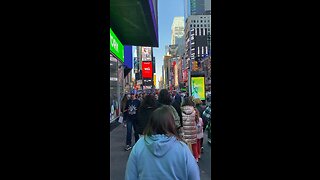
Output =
[
  {"x1": 136, "y1": 94, "x2": 157, "y2": 137},
  {"x1": 125, "y1": 106, "x2": 200, "y2": 180}
]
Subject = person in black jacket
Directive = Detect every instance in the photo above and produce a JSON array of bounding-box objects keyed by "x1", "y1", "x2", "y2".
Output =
[
  {"x1": 171, "y1": 93, "x2": 183, "y2": 130},
  {"x1": 136, "y1": 94, "x2": 157, "y2": 137}
]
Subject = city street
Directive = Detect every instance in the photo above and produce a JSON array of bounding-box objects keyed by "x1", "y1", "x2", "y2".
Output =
[{"x1": 110, "y1": 122, "x2": 211, "y2": 180}]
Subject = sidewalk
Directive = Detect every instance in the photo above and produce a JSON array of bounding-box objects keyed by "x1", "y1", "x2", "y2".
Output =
[{"x1": 110, "y1": 123, "x2": 211, "y2": 180}]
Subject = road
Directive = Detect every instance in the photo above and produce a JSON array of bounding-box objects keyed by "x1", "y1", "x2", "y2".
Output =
[{"x1": 110, "y1": 122, "x2": 211, "y2": 179}]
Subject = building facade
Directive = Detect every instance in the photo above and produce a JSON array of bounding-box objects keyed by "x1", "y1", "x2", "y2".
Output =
[{"x1": 185, "y1": 15, "x2": 211, "y2": 70}]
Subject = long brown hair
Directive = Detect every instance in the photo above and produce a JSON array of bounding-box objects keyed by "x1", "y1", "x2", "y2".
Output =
[{"x1": 143, "y1": 105, "x2": 184, "y2": 142}]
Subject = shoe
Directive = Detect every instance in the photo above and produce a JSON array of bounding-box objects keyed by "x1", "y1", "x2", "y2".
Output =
[
  {"x1": 196, "y1": 159, "x2": 199, "y2": 163},
  {"x1": 125, "y1": 145, "x2": 132, "y2": 151},
  {"x1": 201, "y1": 147, "x2": 204, "y2": 153}
]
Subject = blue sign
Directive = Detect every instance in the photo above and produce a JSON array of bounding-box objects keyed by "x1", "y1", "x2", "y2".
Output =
[{"x1": 124, "y1": 45, "x2": 133, "y2": 69}]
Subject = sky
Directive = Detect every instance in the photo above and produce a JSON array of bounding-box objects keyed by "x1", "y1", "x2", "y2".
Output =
[{"x1": 153, "y1": 0, "x2": 184, "y2": 88}]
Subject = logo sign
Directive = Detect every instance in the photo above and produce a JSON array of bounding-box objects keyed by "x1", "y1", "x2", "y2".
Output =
[
  {"x1": 110, "y1": 28, "x2": 124, "y2": 62},
  {"x1": 142, "y1": 61, "x2": 153, "y2": 78}
]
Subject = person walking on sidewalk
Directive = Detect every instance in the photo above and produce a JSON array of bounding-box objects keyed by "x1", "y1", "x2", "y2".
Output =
[
  {"x1": 157, "y1": 89, "x2": 181, "y2": 131},
  {"x1": 136, "y1": 94, "x2": 157, "y2": 138},
  {"x1": 124, "y1": 93, "x2": 141, "y2": 151},
  {"x1": 171, "y1": 93, "x2": 183, "y2": 133},
  {"x1": 125, "y1": 106, "x2": 200, "y2": 180},
  {"x1": 121, "y1": 94, "x2": 129, "y2": 128},
  {"x1": 194, "y1": 98, "x2": 206, "y2": 152},
  {"x1": 195, "y1": 108, "x2": 204, "y2": 159},
  {"x1": 181, "y1": 97, "x2": 199, "y2": 162}
]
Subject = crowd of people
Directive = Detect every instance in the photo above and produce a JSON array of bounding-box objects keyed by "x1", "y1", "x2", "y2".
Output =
[{"x1": 120, "y1": 89, "x2": 212, "y2": 180}]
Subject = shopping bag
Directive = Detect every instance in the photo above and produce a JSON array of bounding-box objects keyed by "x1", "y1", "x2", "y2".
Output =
[{"x1": 118, "y1": 116, "x2": 123, "y2": 124}]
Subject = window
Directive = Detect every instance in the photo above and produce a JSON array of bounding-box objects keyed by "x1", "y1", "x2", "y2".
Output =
[
  {"x1": 203, "y1": 28, "x2": 205, "y2": 36},
  {"x1": 198, "y1": 47, "x2": 200, "y2": 57},
  {"x1": 206, "y1": 46, "x2": 208, "y2": 55},
  {"x1": 195, "y1": 28, "x2": 197, "y2": 36},
  {"x1": 204, "y1": 20, "x2": 206, "y2": 23},
  {"x1": 199, "y1": 28, "x2": 201, "y2": 36},
  {"x1": 204, "y1": 24, "x2": 206, "y2": 27},
  {"x1": 201, "y1": 24, "x2": 203, "y2": 27},
  {"x1": 201, "y1": 20, "x2": 203, "y2": 23},
  {"x1": 197, "y1": 20, "x2": 199, "y2": 23},
  {"x1": 197, "y1": 24, "x2": 199, "y2": 27}
]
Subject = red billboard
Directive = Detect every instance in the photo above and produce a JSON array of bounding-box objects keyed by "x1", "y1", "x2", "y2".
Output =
[
  {"x1": 183, "y1": 69, "x2": 188, "y2": 82},
  {"x1": 142, "y1": 61, "x2": 153, "y2": 78}
]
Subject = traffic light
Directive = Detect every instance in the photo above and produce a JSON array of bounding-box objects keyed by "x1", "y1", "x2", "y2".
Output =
[{"x1": 192, "y1": 61, "x2": 198, "y2": 71}]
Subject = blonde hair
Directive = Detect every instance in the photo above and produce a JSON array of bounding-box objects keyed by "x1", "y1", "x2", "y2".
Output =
[{"x1": 193, "y1": 98, "x2": 202, "y2": 105}]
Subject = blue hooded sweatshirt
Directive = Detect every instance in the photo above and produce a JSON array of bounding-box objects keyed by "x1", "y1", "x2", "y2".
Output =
[{"x1": 125, "y1": 134, "x2": 200, "y2": 180}]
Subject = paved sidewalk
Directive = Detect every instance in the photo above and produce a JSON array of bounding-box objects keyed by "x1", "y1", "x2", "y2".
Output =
[{"x1": 110, "y1": 123, "x2": 211, "y2": 180}]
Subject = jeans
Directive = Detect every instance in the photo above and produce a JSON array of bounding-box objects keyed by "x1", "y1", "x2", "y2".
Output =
[{"x1": 126, "y1": 119, "x2": 139, "y2": 146}]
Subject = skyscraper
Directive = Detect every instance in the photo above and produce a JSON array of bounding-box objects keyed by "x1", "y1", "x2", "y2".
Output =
[
  {"x1": 171, "y1": 17, "x2": 185, "y2": 57},
  {"x1": 184, "y1": 0, "x2": 206, "y2": 19}
]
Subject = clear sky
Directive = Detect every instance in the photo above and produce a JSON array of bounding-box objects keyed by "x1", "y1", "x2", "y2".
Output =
[{"x1": 153, "y1": 0, "x2": 184, "y2": 88}]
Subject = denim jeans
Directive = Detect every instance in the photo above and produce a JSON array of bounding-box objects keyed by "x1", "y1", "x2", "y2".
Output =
[{"x1": 126, "y1": 119, "x2": 139, "y2": 146}]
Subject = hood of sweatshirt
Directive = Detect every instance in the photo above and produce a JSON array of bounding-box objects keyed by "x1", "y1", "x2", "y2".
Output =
[
  {"x1": 144, "y1": 134, "x2": 177, "y2": 157},
  {"x1": 181, "y1": 106, "x2": 195, "y2": 115}
]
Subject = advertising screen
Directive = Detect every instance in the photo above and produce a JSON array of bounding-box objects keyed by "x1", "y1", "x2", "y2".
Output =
[
  {"x1": 142, "y1": 61, "x2": 153, "y2": 78},
  {"x1": 191, "y1": 77, "x2": 205, "y2": 100},
  {"x1": 141, "y1": 47, "x2": 152, "y2": 61}
]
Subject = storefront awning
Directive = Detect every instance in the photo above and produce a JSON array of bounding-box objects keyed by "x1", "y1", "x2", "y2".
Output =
[{"x1": 110, "y1": 0, "x2": 159, "y2": 47}]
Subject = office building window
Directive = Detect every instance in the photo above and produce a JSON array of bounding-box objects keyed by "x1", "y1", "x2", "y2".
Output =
[
  {"x1": 201, "y1": 20, "x2": 203, "y2": 23},
  {"x1": 203, "y1": 28, "x2": 206, "y2": 36},
  {"x1": 206, "y1": 46, "x2": 208, "y2": 55},
  {"x1": 198, "y1": 47, "x2": 200, "y2": 57},
  {"x1": 202, "y1": 46, "x2": 204, "y2": 55},
  {"x1": 199, "y1": 28, "x2": 201, "y2": 36},
  {"x1": 197, "y1": 24, "x2": 199, "y2": 27},
  {"x1": 204, "y1": 24, "x2": 206, "y2": 27}
]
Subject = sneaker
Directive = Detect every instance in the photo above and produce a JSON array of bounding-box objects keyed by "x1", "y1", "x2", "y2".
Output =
[
  {"x1": 125, "y1": 145, "x2": 132, "y2": 151},
  {"x1": 201, "y1": 147, "x2": 204, "y2": 153}
]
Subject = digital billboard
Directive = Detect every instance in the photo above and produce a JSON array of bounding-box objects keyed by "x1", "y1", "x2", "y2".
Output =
[
  {"x1": 142, "y1": 61, "x2": 153, "y2": 78},
  {"x1": 141, "y1": 47, "x2": 152, "y2": 61},
  {"x1": 191, "y1": 77, "x2": 205, "y2": 100}
]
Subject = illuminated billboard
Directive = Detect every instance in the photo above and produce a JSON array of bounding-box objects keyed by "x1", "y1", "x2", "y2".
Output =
[
  {"x1": 142, "y1": 61, "x2": 153, "y2": 78},
  {"x1": 191, "y1": 76, "x2": 205, "y2": 100},
  {"x1": 141, "y1": 47, "x2": 152, "y2": 61}
]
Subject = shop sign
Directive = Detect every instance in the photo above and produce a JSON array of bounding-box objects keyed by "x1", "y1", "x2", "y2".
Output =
[{"x1": 110, "y1": 28, "x2": 124, "y2": 62}]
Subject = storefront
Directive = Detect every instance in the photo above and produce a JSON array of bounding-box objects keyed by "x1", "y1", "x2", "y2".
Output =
[{"x1": 110, "y1": 28, "x2": 124, "y2": 123}]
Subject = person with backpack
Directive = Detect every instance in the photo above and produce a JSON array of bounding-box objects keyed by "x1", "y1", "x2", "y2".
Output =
[
  {"x1": 157, "y1": 89, "x2": 181, "y2": 131},
  {"x1": 171, "y1": 93, "x2": 183, "y2": 132}
]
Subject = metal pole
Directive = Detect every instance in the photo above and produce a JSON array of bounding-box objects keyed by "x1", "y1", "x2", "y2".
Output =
[{"x1": 188, "y1": 29, "x2": 192, "y2": 96}]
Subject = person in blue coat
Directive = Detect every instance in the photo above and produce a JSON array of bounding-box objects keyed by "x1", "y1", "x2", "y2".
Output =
[{"x1": 125, "y1": 106, "x2": 200, "y2": 180}]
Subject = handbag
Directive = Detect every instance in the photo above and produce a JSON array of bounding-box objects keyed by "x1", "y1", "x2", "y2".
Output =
[{"x1": 118, "y1": 116, "x2": 123, "y2": 124}]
